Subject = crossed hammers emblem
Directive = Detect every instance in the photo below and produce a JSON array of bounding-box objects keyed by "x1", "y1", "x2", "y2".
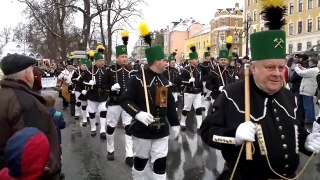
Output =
[{"x1": 274, "y1": 38, "x2": 284, "y2": 48}]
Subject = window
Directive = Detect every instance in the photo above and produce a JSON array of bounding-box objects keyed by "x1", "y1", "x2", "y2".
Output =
[
  {"x1": 318, "y1": 0, "x2": 320, "y2": 7},
  {"x1": 307, "y1": 19, "x2": 312, "y2": 32},
  {"x1": 289, "y1": 23, "x2": 294, "y2": 35},
  {"x1": 16, "y1": 45, "x2": 21, "y2": 48},
  {"x1": 318, "y1": 17, "x2": 320, "y2": 30},
  {"x1": 253, "y1": 11, "x2": 257, "y2": 21},
  {"x1": 247, "y1": 0, "x2": 250, "y2": 6},
  {"x1": 308, "y1": 0, "x2": 313, "y2": 9},
  {"x1": 289, "y1": 44, "x2": 293, "y2": 54},
  {"x1": 253, "y1": 29, "x2": 257, "y2": 33},
  {"x1": 289, "y1": 3, "x2": 294, "y2": 14},
  {"x1": 297, "y1": 43, "x2": 302, "y2": 51},
  {"x1": 298, "y1": 21, "x2": 303, "y2": 34},
  {"x1": 221, "y1": 18, "x2": 226, "y2": 26},
  {"x1": 233, "y1": 36, "x2": 239, "y2": 43},
  {"x1": 307, "y1": 41, "x2": 312, "y2": 49},
  {"x1": 299, "y1": 0, "x2": 303, "y2": 12}
]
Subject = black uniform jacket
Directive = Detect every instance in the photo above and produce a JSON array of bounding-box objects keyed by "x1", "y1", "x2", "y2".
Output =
[
  {"x1": 200, "y1": 76, "x2": 311, "y2": 179},
  {"x1": 106, "y1": 64, "x2": 133, "y2": 105},
  {"x1": 163, "y1": 66, "x2": 181, "y2": 92},
  {"x1": 206, "y1": 66, "x2": 235, "y2": 99},
  {"x1": 181, "y1": 65, "x2": 203, "y2": 94},
  {"x1": 120, "y1": 68, "x2": 180, "y2": 139},
  {"x1": 84, "y1": 66, "x2": 108, "y2": 102}
]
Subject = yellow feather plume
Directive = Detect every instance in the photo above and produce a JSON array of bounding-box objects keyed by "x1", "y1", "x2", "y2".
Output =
[
  {"x1": 138, "y1": 22, "x2": 150, "y2": 37},
  {"x1": 121, "y1": 30, "x2": 129, "y2": 37},
  {"x1": 259, "y1": 0, "x2": 288, "y2": 7},
  {"x1": 188, "y1": 43, "x2": 195, "y2": 49},
  {"x1": 226, "y1": 36, "x2": 233, "y2": 44},
  {"x1": 205, "y1": 43, "x2": 211, "y2": 49},
  {"x1": 70, "y1": 52, "x2": 74, "y2": 56},
  {"x1": 88, "y1": 50, "x2": 95, "y2": 57},
  {"x1": 96, "y1": 45, "x2": 105, "y2": 50}
]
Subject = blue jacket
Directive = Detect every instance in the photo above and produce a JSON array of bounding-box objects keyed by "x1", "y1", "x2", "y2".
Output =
[{"x1": 48, "y1": 107, "x2": 66, "y2": 144}]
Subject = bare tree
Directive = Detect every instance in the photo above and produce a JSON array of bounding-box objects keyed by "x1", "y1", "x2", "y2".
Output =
[
  {"x1": 0, "y1": 26, "x2": 12, "y2": 43},
  {"x1": 94, "y1": 0, "x2": 145, "y2": 64},
  {"x1": 18, "y1": 0, "x2": 71, "y2": 61}
]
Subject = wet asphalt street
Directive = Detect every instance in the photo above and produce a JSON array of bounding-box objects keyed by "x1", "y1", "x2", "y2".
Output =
[{"x1": 42, "y1": 89, "x2": 320, "y2": 180}]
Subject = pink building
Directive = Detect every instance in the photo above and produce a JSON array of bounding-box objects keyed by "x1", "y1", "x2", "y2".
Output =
[{"x1": 164, "y1": 18, "x2": 203, "y2": 62}]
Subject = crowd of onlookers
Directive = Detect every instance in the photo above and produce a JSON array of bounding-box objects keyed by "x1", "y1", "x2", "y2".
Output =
[{"x1": 287, "y1": 53, "x2": 320, "y2": 131}]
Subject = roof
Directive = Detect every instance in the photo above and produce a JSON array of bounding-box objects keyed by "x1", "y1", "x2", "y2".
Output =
[
  {"x1": 194, "y1": 25, "x2": 211, "y2": 36},
  {"x1": 170, "y1": 18, "x2": 198, "y2": 32}
]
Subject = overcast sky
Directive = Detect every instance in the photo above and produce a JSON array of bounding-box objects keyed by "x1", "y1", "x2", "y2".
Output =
[{"x1": 0, "y1": 0, "x2": 243, "y2": 55}]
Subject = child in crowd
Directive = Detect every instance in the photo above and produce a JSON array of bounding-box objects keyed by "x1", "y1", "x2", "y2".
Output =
[{"x1": 43, "y1": 95, "x2": 66, "y2": 179}]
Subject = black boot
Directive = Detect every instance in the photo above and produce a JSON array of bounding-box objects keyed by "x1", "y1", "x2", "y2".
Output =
[
  {"x1": 125, "y1": 157, "x2": 133, "y2": 167},
  {"x1": 107, "y1": 152, "x2": 114, "y2": 161},
  {"x1": 100, "y1": 132, "x2": 106, "y2": 139},
  {"x1": 91, "y1": 131, "x2": 96, "y2": 137}
]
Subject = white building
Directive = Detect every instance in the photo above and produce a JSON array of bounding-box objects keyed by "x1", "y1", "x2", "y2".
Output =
[{"x1": 0, "y1": 41, "x2": 42, "y2": 61}]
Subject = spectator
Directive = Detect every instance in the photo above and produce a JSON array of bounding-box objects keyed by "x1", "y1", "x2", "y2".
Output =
[
  {"x1": 32, "y1": 66, "x2": 43, "y2": 94},
  {"x1": 0, "y1": 54, "x2": 60, "y2": 179},
  {"x1": 236, "y1": 56, "x2": 250, "y2": 80},
  {"x1": 0, "y1": 127, "x2": 50, "y2": 180},
  {"x1": 288, "y1": 54, "x2": 305, "y2": 119},
  {"x1": 295, "y1": 58, "x2": 319, "y2": 124},
  {"x1": 43, "y1": 95, "x2": 66, "y2": 179}
]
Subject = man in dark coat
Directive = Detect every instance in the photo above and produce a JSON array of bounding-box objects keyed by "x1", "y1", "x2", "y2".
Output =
[
  {"x1": 200, "y1": 2, "x2": 320, "y2": 179},
  {"x1": 0, "y1": 54, "x2": 60, "y2": 180}
]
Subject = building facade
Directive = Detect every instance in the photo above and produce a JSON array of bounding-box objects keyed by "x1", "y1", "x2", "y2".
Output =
[
  {"x1": 184, "y1": 25, "x2": 211, "y2": 60},
  {"x1": 210, "y1": 3, "x2": 244, "y2": 58},
  {"x1": 286, "y1": 0, "x2": 320, "y2": 54},
  {"x1": 0, "y1": 41, "x2": 42, "y2": 61},
  {"x1": 131, "y1": 39, "x2": 149, "y2": 60},
  {"x1": 245, "y1": 0, "x2": 320, "y2": 55},
  {"x1": 163, "y1": 18, "x2": 201, "y2": 62}
]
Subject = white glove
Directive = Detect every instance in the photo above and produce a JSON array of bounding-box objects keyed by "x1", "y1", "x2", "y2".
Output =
[
  {"x1": 188, "y1": 77, "x2": 195, "y2": 83},
  {"x1": 235, "y1": 121, "x2": 256, "y2": 145},
  {"x1": 218, "y1": 86, "x2": 224, "y2": 92},
  {"x1": 71, "y1": 91, "x2": 75, "y2": 94},
  {"x1": 135, "y1": 111, "x2": 154, "y2": 126},
  {"x1": 87, "y1": 80, "x2": 96, "y2": 85},
  {"x1": 169, "y1": 81, "x2": 173, "y2": 86},
  {"x1": 235, "y1": 76, "x2": 239, "y2": 80},
  {"x1": 81, "y1": 90, "x2": 87, "y2": 95},
  {"x1": 111, "y1": 83, "x2": 121, "y2": 91},
  {"x1": 170, "y1": 126, "x2": 180, "y2": 139},
  {"x1": 305, "y1": 133, "x2": 320, "y2": 153}
]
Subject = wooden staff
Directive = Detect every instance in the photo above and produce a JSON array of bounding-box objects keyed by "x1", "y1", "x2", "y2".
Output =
[
  {"x1": 91, "y1": 60, "x2": 95, "y2": 90},
  {"x1": 141, "y1": 64, "x2": 150, "y2": 113},
  {"x1": 168, "y1": 66, "x2": 171, "y2": 82},
  {"x1": 115, "y1": 62, "x2": 120, "y2": 94},
  {"x1": 189, "y1": 65, "x2": 195, "y2": 87},
  {"x1": 217, "y1": 65, "x2": 226, "y2": 86},
  {"x1": 244, "y1": 63, "x2": 252, "y2": 160}
]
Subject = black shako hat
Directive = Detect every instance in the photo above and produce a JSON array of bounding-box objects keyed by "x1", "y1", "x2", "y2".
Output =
[{"x1": 1, "y1": 54, "x2": 37, "y2": 75}]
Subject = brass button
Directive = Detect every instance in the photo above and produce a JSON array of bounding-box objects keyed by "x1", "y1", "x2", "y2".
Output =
[
  {"x1": 284, "y1": 154, "x2": 288, "y2": 159},
  {"x1": 272, "y1": 100, "x2": 275, "y2": 103},
  {"x1": 283, "y1": 144, "x2": 287, "y2": 149},
  {"x1": 274, "y1": 109, "x2": 277, "y2": 113},
  {"x1": 276, "y1": 117, "x2": 280, "y2": 121},
  {"x1": 285, "y1": 165, "x2": 289, "y2": 168},
  {"x1": 283, "y1": 174, "x2": 287, "y2": 176},
  {"x1": 281, "y1": 135, "x2": 285, "y2": 139},
  {"x1": 279, "y1": 126, "x2": 283, "y2": 130}
]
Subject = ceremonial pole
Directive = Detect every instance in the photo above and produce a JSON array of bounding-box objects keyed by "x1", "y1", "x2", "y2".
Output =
[{"x1": 244, "y1": 63, "x2": 252, "y2": 160}]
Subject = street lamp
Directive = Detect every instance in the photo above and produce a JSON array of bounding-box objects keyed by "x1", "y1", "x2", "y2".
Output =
[{"x1": 234, "y1": 16, "x2": 253, "y2": 56}]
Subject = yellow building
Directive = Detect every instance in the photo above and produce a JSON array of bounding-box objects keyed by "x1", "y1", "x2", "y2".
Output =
[
  {"x1": 245, "y1": 0, "x2": 320, "y2": 55},
  {"x1": 286, "y1": 0, "x2": 320, "y2": 54},
  {"x1": 184, "y1": 26, "x2": 211, "y2": 60}
]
